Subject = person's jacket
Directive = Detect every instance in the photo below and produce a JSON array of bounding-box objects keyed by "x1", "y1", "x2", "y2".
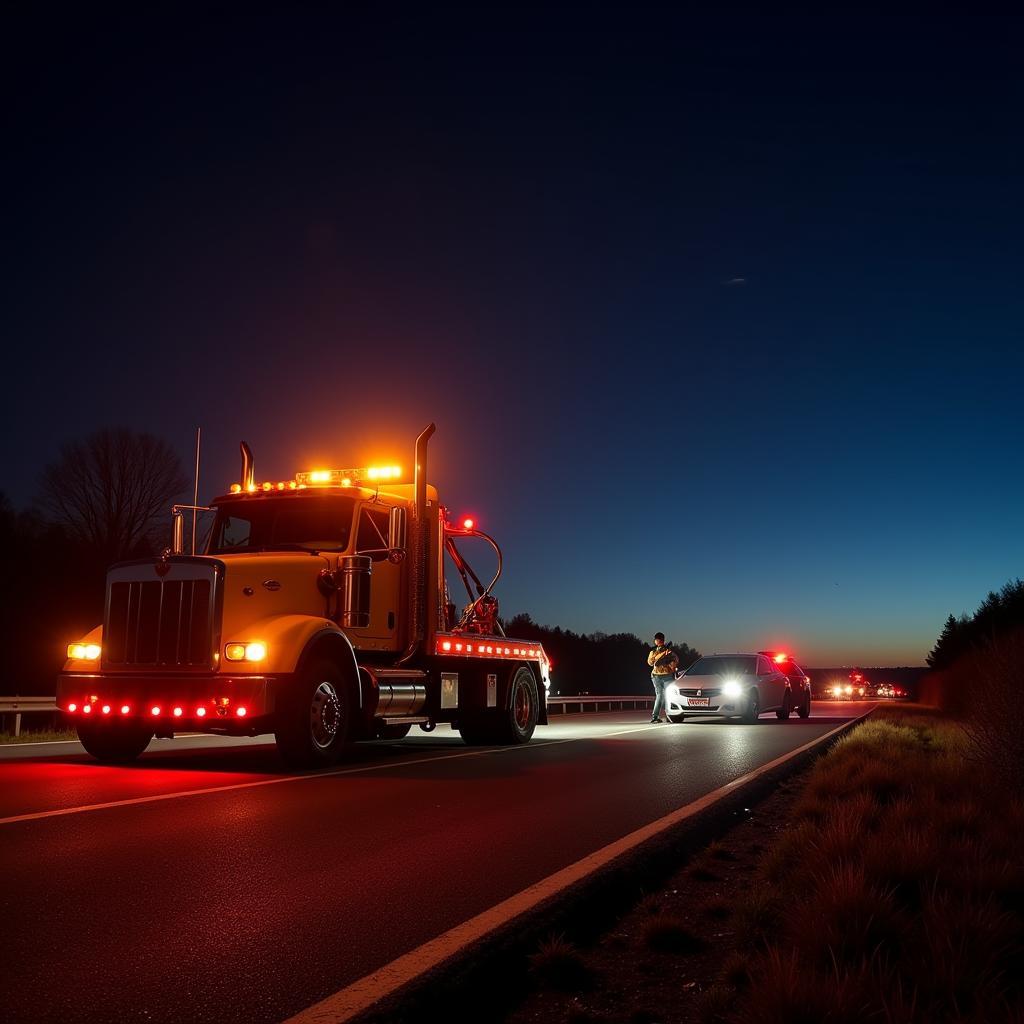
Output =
[{"x1": 647, "y1": 645, "x2": 679, "y2": 675}]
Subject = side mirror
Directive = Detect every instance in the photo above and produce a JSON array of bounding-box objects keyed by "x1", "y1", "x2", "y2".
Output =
[
  {"x1": 388, "y1": 506, "x2": 407, "y2": 562},
  {"x1": 172, "y1": 510, "x2": 185, "y2": 555}
]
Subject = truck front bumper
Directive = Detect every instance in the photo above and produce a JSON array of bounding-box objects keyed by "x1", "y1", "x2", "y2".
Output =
[{"x1": 57, "y1": 673, "x2": 280, "y2": 727}]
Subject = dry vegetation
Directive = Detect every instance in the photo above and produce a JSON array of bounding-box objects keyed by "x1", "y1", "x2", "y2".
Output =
[{"x1": 505, "y1": 706, "x2": 1024, "y2": 1024}]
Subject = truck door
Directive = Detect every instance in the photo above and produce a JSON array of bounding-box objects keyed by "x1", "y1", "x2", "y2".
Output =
[{"x1": 351, "y1": 504, "x2": 400, "y2": 647}]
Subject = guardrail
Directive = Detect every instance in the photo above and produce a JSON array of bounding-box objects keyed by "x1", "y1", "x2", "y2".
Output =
[
  {"x1": 0, "y1": 693, "x2": 653, "y2": 737},
  {"x1": 546, "y1": 695, "x2": 653, "y2": 714},
  {"x1": 0, "y1": 696, "x2": 59, "y2": 737}
]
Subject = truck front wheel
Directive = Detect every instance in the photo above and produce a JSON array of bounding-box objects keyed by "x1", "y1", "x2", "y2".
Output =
[
  {"x1": 77, "y1": 721, "x2": 153, "y2": 763},
  {"x1": 275, "y1": 658, "x2": 352, "y2": 768}
]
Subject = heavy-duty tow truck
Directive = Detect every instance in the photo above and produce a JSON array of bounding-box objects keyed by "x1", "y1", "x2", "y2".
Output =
[{"x1": 57, "y1": 424, "x2": 550, "y2": 766}]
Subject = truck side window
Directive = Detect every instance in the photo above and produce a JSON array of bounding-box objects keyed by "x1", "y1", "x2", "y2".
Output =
[
  {"x1": 356, "y1": 507, "x2": 390, "y2": 561},
  {"x1": 221, "y1": 516, "x2": 251, "y2": 549}
]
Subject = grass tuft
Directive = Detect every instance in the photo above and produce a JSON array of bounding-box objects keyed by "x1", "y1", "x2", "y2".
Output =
[
  {"x1": 641, "y1": 914, "x2": 706, "y2": 954},
  {"x1": 528, "y1": 933, "x2": 592, "y2": 992}
]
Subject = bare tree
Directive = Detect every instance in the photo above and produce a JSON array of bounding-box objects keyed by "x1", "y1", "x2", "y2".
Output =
[{"x1": 37, "y1": 429, "x2": 188, "y2": 563}]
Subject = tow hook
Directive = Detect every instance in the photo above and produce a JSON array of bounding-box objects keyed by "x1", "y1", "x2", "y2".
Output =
[{"x1": 419, "y1": 721, "x2": 436, "y2": 732}]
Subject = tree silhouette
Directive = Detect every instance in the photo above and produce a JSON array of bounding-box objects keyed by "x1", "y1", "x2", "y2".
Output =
[{"x1": 36, "y1": 428, "x2": 188, "y2": 564}]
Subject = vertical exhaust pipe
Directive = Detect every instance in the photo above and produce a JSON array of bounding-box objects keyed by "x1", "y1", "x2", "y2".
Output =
[
  {"x1": 240, "y1": 442, "x2": 255, "y2": 491},
  {"x1": 398, "y1": 423, "x2": 436, "y2": 665}
]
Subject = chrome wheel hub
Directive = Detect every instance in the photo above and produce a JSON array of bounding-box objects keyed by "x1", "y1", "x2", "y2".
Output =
[{"x1": 310, "y1": 681, "x2": 341, "y2": 749}]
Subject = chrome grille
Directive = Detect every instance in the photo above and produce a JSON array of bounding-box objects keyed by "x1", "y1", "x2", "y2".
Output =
[{"x1": 104, "y1": 563, "x2": 217, "y2": 669}]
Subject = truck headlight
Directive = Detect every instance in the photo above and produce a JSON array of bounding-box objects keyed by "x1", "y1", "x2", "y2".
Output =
[
  {"x1": 67, "y1": 643, "x2": 101, "y2": 661},
  {"x1": 722, "y1": 679, "x2": 742, "y2": 699},
  {"x1": 225, "y1": 642, "x2": 268, "y2": 662}
]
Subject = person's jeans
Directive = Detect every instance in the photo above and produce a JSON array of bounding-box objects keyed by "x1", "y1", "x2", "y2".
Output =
[{"x1": 651, "y1": 674, "x2": 668, "y2": 720}]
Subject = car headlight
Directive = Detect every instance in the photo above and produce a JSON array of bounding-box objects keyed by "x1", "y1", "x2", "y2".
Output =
[{"x1": 722, "y1": 679, "x2": 742, "y2": 699}]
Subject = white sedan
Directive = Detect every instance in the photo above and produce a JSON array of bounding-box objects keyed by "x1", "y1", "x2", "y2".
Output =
[{"x1": 665, "y1": 654, "x2": 792, "y2": 723}]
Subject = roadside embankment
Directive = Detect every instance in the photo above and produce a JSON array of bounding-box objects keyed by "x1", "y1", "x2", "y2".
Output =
[{"x1": 504, "y1": 704, "x2": 1024, "y2": 1024}]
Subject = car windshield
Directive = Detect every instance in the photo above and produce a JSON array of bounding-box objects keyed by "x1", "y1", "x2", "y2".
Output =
[
  {"x1": 685, "y1": 656, "x2": 757, "y2": 676},
  {"x1": 207, "y1": 495, "x2": 357, "y2": 554}
]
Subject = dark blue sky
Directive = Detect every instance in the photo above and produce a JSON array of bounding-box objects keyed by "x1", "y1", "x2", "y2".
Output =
[{"x1": 4, "y1": 12, "x2": 1023, "y2": 665}]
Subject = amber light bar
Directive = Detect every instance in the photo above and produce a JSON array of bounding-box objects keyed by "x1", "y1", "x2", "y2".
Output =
[{"x1": 434, "y1": 634, "x2": 547, "y2": 662}]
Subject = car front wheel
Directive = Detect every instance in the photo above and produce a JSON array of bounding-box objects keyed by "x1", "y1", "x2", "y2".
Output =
[{"x1": 743, "y1": 689, "x2": 761, "y2": 724}]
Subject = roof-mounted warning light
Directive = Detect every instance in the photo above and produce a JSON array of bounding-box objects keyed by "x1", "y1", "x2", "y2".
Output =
[{"x1": 294, "y1": 466, "x2": 402, "y2": 487}]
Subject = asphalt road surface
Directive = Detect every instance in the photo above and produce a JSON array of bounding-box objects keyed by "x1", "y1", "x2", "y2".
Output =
[{"x1": 0, "y1": 703, "x2": 873, "y2": 1024}]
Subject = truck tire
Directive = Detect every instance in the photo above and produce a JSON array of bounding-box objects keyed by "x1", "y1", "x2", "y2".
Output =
[
  {"x1": 494, "y1": 666, "x2": 540, "y2": 744},
  {"x1": 275, "y1": 658, "x2": 352, "y2": 768},
  {"x1": 76, "y1": 721, "x2": 153, "y2": 763},
  {"x1": 457, "y1": 716, "x2": 494, "y2": 745}
]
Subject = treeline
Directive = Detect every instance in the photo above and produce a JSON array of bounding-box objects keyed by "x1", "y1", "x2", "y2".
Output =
[
  {"x1": 927, "y1": 578, "x2": 1024, "y2": 670},
  {"x1": 923, "y1": 576, "x2": 1024, "y2": 789},
  {"x1": 1, "y1": 429, "x2": 187, "y2": 697},
  {"x1": 502, "y1": 613, "x2": 700, "y2": 696}
]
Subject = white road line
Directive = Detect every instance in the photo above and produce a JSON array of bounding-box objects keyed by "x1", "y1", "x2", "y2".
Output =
[
  {"x1": 0, "y1": 729, "x2": 656, "y2": 827},
  {"x1": 284, "y1": 711, "x2": 872, "y2": 1024}
]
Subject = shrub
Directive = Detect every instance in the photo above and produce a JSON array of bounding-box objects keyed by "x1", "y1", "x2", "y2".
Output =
[{"x1": 960, "y1": 629, "x2": 1024, "y2": 792}]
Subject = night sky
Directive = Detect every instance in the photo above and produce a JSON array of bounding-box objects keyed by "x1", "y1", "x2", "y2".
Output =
[{"x1": 5, "y1": 12, "x2": 1023, "y2": 666}]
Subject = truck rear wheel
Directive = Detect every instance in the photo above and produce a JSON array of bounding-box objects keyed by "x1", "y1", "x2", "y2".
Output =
[
  {"x1": 495, "y1": 666, "x2": 540, "y2": 744},
  {"x1": 76, "y1": 721, "x2": 153, "y2": 763},
  {"x1": 275, "y1": 658, "x2": 352, "y2": 768}
]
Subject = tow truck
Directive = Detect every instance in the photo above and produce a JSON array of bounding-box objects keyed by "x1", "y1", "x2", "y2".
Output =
[{"x1": 57, "y1": 424, "x2": 550, "y2": 766}]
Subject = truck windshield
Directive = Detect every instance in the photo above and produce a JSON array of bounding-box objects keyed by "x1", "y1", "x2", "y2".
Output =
[
  {"x1": 686, "y1": 656, "x2": 757, "y2": 676},
  {"x1": 207, "y1": 496, "x2": 357, "y2": 554}
]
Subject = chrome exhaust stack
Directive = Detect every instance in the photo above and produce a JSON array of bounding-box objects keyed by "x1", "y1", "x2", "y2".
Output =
[
  {"x1": 398, "y1": 423, "x2": 436, "y2": 665},
  {"x1": 240, "y1": 442, "x2": 255, "y2": 492}
]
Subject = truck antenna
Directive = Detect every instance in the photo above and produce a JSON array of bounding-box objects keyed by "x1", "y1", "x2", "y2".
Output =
[{"x1": 191, "y1": 427, "x2": 202, "y2": 556}]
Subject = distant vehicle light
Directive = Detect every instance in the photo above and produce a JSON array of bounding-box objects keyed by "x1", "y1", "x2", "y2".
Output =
[
  {"x1": 722, "y1": 679, "x2": 742, "y2": 699},
  {"x1": 845, "y1": 685, "x2": 853, "y2": 695}
]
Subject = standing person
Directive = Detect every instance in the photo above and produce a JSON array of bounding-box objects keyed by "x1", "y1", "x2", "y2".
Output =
[{"x1": 647, "y1": 632, "x2": 679, "y2": 723}]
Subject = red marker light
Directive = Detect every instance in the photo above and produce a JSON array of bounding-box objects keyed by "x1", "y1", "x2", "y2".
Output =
[
  {"x1": 82, "y1": 704, "x2": 92, "y2": 715},
  {"x1": 172, "y1": 707, "x2": 183, "y2": 718},
  {"x1": 67, "y1": 703, "x2": 78, "y2": 712},
  {"x1": 101, "y1": 705, "x2": 111, "y2": 715},
  {"x1": 120, "y1": 705, "x2": 130, "y2": 715},
  {"x1": 236, "y1": 707, "x2": 247, "y2": 717},
  {"x1": 462, "y1": 517, "x2": 474, "y2": 530},
  {"x1": 151, "y1": 706, "x2": 161, "y2": 717},
  {"x1": 196, "y1": 707, "x2": 207, "y2": 718},
  {"x1": 774, "y1": 653, "x2": 787, "y2": 663}
]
